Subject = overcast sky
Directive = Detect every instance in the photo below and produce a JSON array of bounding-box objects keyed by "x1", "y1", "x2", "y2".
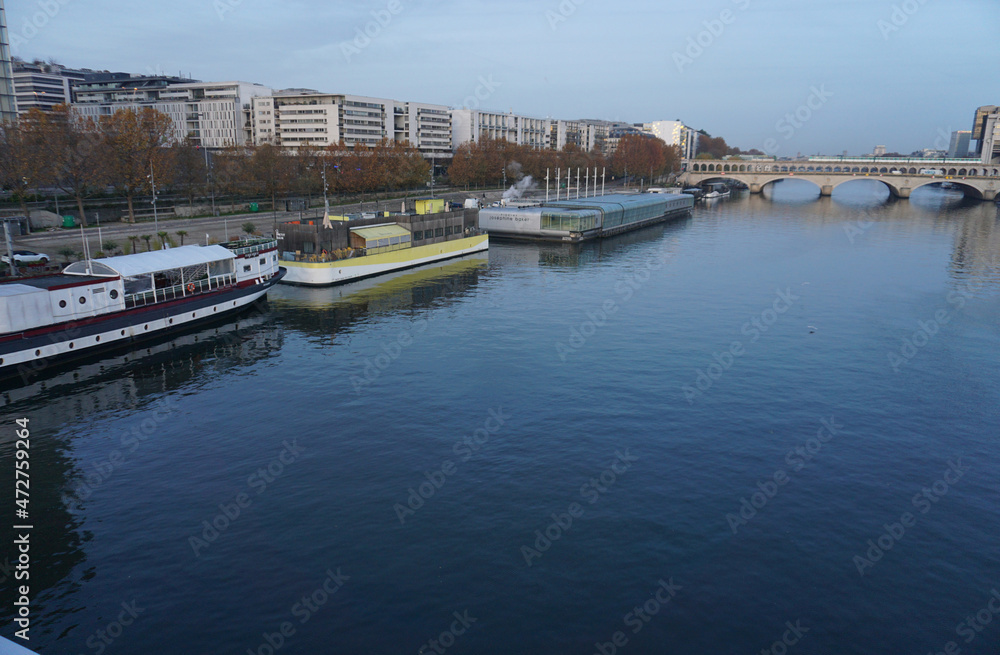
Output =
[{"x1": 7, "y1": 0, "x2": 998, "y2": 156}]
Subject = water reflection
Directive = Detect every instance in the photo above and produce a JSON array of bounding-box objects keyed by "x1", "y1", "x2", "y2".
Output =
[
  {"x1": 270, "y1": 253, "x2": 489, "y2": 339},
  {"x1": 0, "y1": 308, "x2": 282, "y2": 637}
]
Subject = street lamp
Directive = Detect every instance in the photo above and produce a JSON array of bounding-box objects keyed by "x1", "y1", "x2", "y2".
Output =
[{"x1": 147, "y1": 162, "x2": 158, "y2": 233}]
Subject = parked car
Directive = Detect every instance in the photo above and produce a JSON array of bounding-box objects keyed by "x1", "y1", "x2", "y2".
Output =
[{"x1": 2, "y1": 250, "x2": 50, "y2": 265}]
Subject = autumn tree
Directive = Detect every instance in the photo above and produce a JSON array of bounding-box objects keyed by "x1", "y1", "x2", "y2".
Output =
[
  {"x1": 248, "y1": 143, "x2": 294, "y2": 213},
  {"x1": 0, "y1": 109, "x2": 49, "y2": 220},
  {"x1": 695, "y1": 134, "x2": 730, "y2": 159},
  {"x1": 38, "y1": 105, "x2": 108, "y2": 227},
  {"x1": 169, "y1": 137, "x2": 208, "y2": 208},
  {"x1": 100, "y1": 107, "x2": 176, "y2": 222}
]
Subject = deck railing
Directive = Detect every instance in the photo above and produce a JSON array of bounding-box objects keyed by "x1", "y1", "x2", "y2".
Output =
[{"x1": 124, "y1": 274, "x2": 236, "y2": 309}]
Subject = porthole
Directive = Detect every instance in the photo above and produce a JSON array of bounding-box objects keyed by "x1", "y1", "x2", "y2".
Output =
[
  {"x1": 59, "y1": 300, "x2": 67, "y2": 308},
  {"x1": 121, "y1": 330, "x2": 126, "y2": 336},
  {"x1": 69, "y1": 342, "x2": 74, "y2": 349},
  {"x1": 34, "y1": 349, "x2": 40, "y2": 356},
  {"x1": 95, "y1": 336, "x2": 100, "y2": 342},
  {"x1": 192, "y1": 312, "x2": 196, "y2": 318},
  {"x1": 213, "y1": 307, "x2": 217, "y2": 312},
  {"x1": 110, "y1": 290, "x2": 119, "y2": 299},
  {"x1": 79, "y1": 296, "x2": 86, "y2": 304},
  {"x1": 169, "y1": 319, "x2": 173, "y2": 324},
  {"x1": 0, "y1": 358, "x2": 4, "y2": 365},
  {"x1": 144, "y1": 324, "x2": 149, "y2": 331}
]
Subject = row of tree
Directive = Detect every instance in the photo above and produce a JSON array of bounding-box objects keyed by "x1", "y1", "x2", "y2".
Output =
[
  {"x1": 448, "y1": 134, "x2": 682, "y2": 189},
  {"x1": 0, "y1": 106, "x2": 432, "y2": 225}
]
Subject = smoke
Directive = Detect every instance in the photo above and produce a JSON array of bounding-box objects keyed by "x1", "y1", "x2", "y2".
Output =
[{"x1": 503, "y1": 175, "x2": 536, "y2": 200}]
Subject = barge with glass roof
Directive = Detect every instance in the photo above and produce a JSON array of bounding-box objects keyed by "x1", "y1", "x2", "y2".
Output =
[
  {"x1": 0, "y1": 238, "x2": 284, "y2": 380},
  {"x1": 277, "y1": 207, "x2": 488, "y2": 286},
  {"x1": 478, "y1": 192, "x2": 693, "y2": 242}
]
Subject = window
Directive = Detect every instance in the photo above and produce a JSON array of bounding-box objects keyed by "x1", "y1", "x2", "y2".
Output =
[
  {"x1": 110, "y1": 290, "x2": 119, "y2": 299},
  {"x1": 243, "y1": 265, "x2": 251, "y2": 272},
  {"x1": 79, "y1": 296, "x2": 86, "y2": 304},
  {"x1": 59, "y1": 300, "x2": 66, "y2": 308},
  {"x1": 413, "y1": 230, "x2": 422, "y2": 240},
  {"x1": 445, "y1": 226, "x2": 453, "y2": 235},
  {"x1": 435, "y1": 227, "x2": 444, "y2": 237},
  {"x1": 259, "y1": 258, "x2": 266, "y2": 264}
]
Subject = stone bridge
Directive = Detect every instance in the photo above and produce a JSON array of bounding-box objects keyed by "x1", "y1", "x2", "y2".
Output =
[{"x1": 680, "y1": 159, "x2": 1000, "y2": 200}]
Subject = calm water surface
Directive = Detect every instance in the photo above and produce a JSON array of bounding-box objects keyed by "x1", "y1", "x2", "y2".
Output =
[{"x1": 2, "y1": 180, "x2": 999, "y2": 654}]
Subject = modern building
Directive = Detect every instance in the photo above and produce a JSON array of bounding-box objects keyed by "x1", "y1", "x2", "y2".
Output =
[
  {"x1": 0, "y1": 0, "x2": 15, "y2": 123},
  {"x1": 549, "y1": 119, "x2": 607, "y2": 152},
  {"x1": 156, "y1": 81, "x2": 272, "y2": 147},
  {"x1": 450, "y1": 108, "x2": 549, "y2": 150},
  {"x1": 947, "y1": 130, "x2": 971, "y2": 159},
  {"x1": 73, "y1": 77, "x2": 270, "y2": 147},
  {"x1": 642, "y1": 120, "x2": 699, "y2": 159},
  {"x1": 252, "y1": 90, "x2": 452, "y2": 158},
  {"x1": 873, "y1": 145, "x2": 887, "y2": 157},
  {"x1": 972, "y1": 105, "x2": 999, "y2": 165},
  {"x1": 72, "y1": 72, "x2": 196, "y2": 106},
  {"x1": 11, "y1": 59, "x2": 86, "y2": 113}
]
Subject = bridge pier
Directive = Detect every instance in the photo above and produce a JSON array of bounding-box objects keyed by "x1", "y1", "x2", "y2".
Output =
[
  {"x1": 984, "y1": 189, "x2": 997, "y2": 201},
  {"x1": 896, "y1": 187, "x2": 911, "y2": 199},
  {"x1": 750, "y1": 183, "x2": 762, "y2": 194},
  {"x1": 820, "y1": 185, "x2": 833, "y2": 196}
]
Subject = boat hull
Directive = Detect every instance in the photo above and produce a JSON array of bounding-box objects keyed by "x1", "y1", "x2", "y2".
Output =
[
  {"x1": 0, "y1": 269, "x2": 285, "y2": 383},
  {"x1": 279, "y1": 234, "x2": 489, "y2": 286}
]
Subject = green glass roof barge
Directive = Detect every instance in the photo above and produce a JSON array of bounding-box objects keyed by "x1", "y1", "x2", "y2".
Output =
[{"x1": 477, "y1": 192, "x2": 693, "y2": 242}]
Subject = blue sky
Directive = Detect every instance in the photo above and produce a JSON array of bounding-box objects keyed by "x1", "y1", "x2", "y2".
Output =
[{"x1": 7, "y1": 0, "x2": 998, "y2": 155}]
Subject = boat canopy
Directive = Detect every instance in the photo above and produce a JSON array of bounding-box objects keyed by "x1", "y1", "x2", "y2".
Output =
[
  {"x1": 64, "y1": 245, "x2": 234, "y2": 278},
  {"x1": 350, "y1": 224, "x2": 412, "y2": 248}
]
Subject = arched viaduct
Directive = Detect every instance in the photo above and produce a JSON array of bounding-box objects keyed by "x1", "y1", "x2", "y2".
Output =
[{"x1": 680, "y1": 160, "x2": 1000, "y2": 201}]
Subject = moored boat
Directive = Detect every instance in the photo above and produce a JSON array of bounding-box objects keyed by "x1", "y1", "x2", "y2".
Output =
[
  {"x1": 0, "y1": 238, "x2": 284, "y2": 381},
  {"x1": 477, "y1": 192, "x2": 693, "y2": 242},
  {"x1": 277, "y1": 208, "x2": 488, "y2": 286}
]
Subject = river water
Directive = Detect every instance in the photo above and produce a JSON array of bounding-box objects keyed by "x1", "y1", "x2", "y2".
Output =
[{"x1": 2, "y1": 180, "x2": 999, "y2": 655}]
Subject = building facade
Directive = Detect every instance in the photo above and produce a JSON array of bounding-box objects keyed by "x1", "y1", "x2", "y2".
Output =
[
  {"x1": 252, "y1": 91, "x2": 452, "y2": 158},
  {"x1": 642, "y1": 120, "x2": 699, "y2": 159},
  {"x1": 12, "y1": 59, "x2": 86, "y2": 113},
  {"x1": 73, "y1": 78, "x2": 270, "y2": 147},
  {"x1": 947, "y1": 130, "x2": 971, "y2": 159},
  {"x1": 972, "y1": 105, "x2": 999, "y2": 165},
  {"x1": 450, "y1": 108, "x2": 549, "y2": 150}
]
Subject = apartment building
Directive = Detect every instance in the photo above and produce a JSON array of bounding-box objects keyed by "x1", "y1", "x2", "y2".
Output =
[
  {"x1": 11, "y1": 59, "x2": 86, "y2": 113},
  {"x1": 450, "y1": 108, "x2": 550, "y2": 150},
  {"x1": 252, "y1": 90, "x2": 452, "y2": 158}
]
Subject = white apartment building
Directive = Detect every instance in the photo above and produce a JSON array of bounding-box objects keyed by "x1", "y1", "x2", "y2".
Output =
[
  {"x1": 73, "y1": 79, "x2": 271, "y2": 147},
  {"x1": 642, "y1": 120, "x2": 699, "y2": 159},
  {"x1": 251, "y1": 91, "x2": 452, "y2": 158},
  {"x1": 450, "y1": 109, "x2": 550, "y2": 150},
  {"x1": 549, "y1": 120, "x2": 607, "y2": 152}
]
